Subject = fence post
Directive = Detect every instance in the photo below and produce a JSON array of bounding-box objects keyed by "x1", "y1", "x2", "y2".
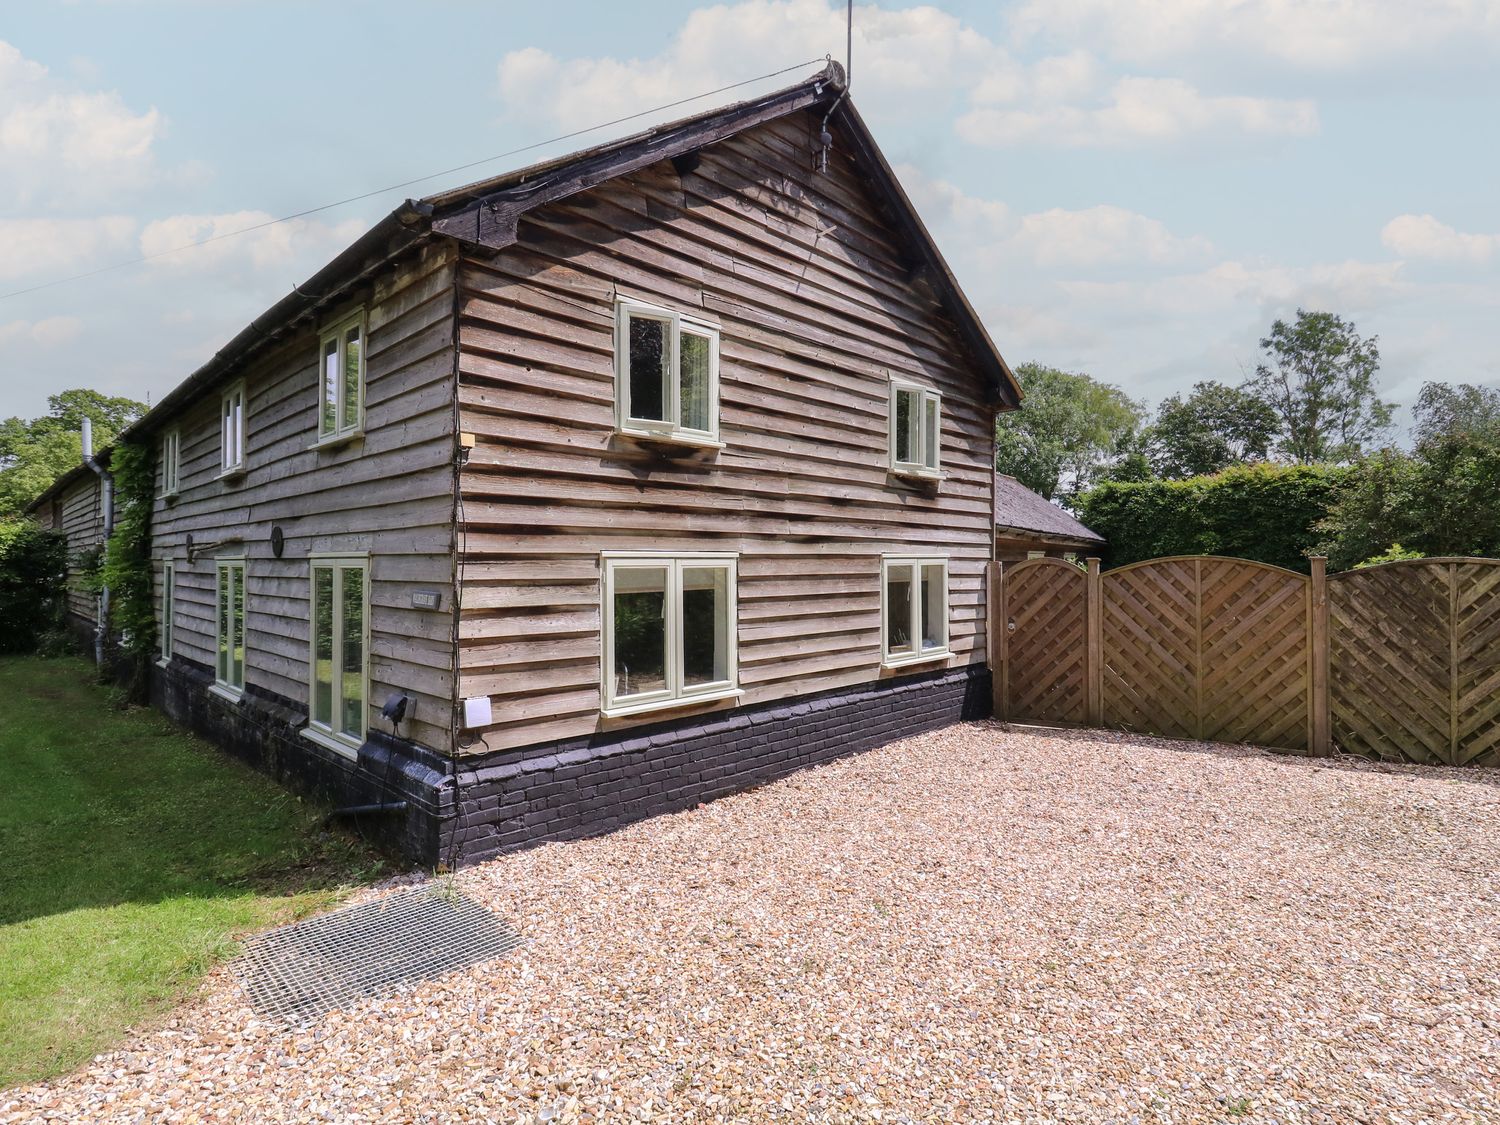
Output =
[
  {"x1": 1086, "y1": 557, "x2": 1102, "y2": 727},
  {"x1": 1310, "y1": 556, "x2": 1331, "y2": 757},
  {"x1": 991, "y1": 561, "x2": 1008, "y2": 721}
]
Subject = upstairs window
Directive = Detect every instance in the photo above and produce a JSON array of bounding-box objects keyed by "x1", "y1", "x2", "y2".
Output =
[
  {"x1": 881, "y1": 556, "x2": 948, "y2": 667},
  {"x1": 220, "y1": 382, "x2": 246, "y2": 476},
  {"x1": 214, "y1": 558, "x2": 246, "y2": 696},
  {"x1": 889, "y1": 380, "x2": 941, "y2": 477},
  {"x1": 160, "y1": 429, "x2": 181, "y2": 497},
  {"x1": 603, "y1": 554, "x2": 737, "y2": 716},
  {"x1": 319, "y1": 312, "x2": 365, "y2": 442},
  {"x1": 307, "y1": 556, "x2": 367, "y2": 754},
  {"x1": 615, "y1": 299, "x2": 720, "y2": 445}
]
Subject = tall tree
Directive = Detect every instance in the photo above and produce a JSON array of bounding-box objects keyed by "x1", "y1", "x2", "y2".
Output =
[
  {"x1": 1412, "y1": 381, "x2": 1500, "y2": 446},
  {"x1": 1148, "y1": 380, "x2": 1279, "y2": 478},
  {"x1": 1247, "y1": 309, "x2": 1392, "y2": 463},
  {"x1": 0, "y1": 390, "x2": 147, "y2": 518},
  {"x1": 994, "y1": 362, "x2": 1145, "y2": 501}
]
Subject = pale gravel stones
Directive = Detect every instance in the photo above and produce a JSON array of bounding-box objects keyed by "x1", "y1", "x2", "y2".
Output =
[{"x1": 4, "y1": 722, "x2": 1498, "y2": 1123}]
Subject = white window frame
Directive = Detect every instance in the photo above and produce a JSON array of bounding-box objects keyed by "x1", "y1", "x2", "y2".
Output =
[
  {"x1": 158, "y1": 560, "x2": 175, "y2": 665},
  {"x1": 601, "y1": 552, "x2": 739, "y2": 717},
  {"x1": 614, "y1": 297, "x2": 722, "y2": 448},
  {"x1": 888, "y1": 379, "x2": 942, "y2": 478},
  {"x1": 160, "y1": 429, "x2": 181, "y2": 498},
  {"x1": 219, "y1": 381, "x2": 246, "y2": 477},
  {"x1": 211, "y1": 556, "x2": 247, "y2": 701},
  {"x1": 303, "y1": 554, "x2": 370, "y2": 758},
  {"x1": 316, "y1": 309, "x2": 366, "y2": 446},
  {"x1": 880, "y1": 555, "x2": 950, "y2": 668}
]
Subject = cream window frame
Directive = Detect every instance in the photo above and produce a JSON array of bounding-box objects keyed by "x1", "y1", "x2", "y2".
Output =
[
  {"x1": 880, "y1": 555, "x2": 950, "y2": 668},
  {"x1": 158, "y1": 560, "x2": 175, "y2": 665},
  {"x1": 614, "y1": 298, "x2": 722, "y2": 447},
  {"x1": 160, "y1": 429, "x2": 181, "y2": 498},
  {"x1": 316, "y1": 310, "x2": 367, "y2": 446},
  {"x1": 888, "y1": 379, "x2": 942, "y2": 478},
  {"x1": 219, "y1": 381, "x2": 246, "y2": 477},
  {"x1": 600, "y1": 552, "x2": 739, "y2": 718},
  {"x1": 303, "y1": 554, "x2": 370, "y2": 758},
  {"x1": 211, "y1": 557, "x2": 247, "y2": 700}
]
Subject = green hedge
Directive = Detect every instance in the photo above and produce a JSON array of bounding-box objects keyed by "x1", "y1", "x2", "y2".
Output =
[
  {"x1": 0, "y1": 520, "x2": 68, "y2": 653},
  {"x1": 1076, "y1": 463, "x2": 1346, "y2": 573}
]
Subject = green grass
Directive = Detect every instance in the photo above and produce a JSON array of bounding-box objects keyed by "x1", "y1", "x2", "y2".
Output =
[{"x1": 0, "y1": 656, "x2": 388, "y2": 1089}]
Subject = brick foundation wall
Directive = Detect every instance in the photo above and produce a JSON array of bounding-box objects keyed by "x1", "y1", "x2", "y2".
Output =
[
  {"x1": 440, "y1": 663, "x2": 992, "y2": 867},
  {"x1": 147, "y1": 659, "x2": 990, "y2": 868}
]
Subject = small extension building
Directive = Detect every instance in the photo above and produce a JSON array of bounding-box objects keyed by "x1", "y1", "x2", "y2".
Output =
[
  {"x1": 993, "y1": 474, "x2": 1104, "y2": 563},
  {"x1": 30, "y1": 63, "x2": 1021, "y2": 865}
]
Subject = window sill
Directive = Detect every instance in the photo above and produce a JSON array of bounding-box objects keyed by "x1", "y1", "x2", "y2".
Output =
[
  {"x1": 881, "y1": 648, "x2": 951, "y2": 670},
  {"x1": 601, "y1": 686, "x2": 742, "y2": 720},
  {"x1": 309, "y1": 429, "x2": 364, "y2": 452},
  {"x1": 301, "y1": 725, "x2": 360, "y2": 760},
  {"x1": 155, "y1": 656, "x2": 172, "y2": 669},
  {"x1": 215, "y1": 467, "x2": 246, "y2": 483},
  {"x1": 891, "y1": 465, "x2": 944, "y2": 482},
  {"x1": 208, "y1": 682, "x2": 244, "y2": 704},
  {"x1": 158, "y1": 490, "x2": 179, "y2": 504},
  {"x1": 618, "y1": 426, "x2": 725, "y2": 451}
]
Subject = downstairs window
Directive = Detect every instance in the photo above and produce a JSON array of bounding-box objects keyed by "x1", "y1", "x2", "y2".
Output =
[
  {"x1": 882, "y1": 556, "x2": 949, "y2": 667},
  {"x1": 308, "y1": 556, "x2": 368, "y2": 753}
]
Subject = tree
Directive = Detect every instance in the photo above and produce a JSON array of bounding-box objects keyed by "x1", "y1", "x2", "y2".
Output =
[
  {"x1": 0, "y1": 389, "x2": 147, "y2": 518},
  {"x1": 1247, "y1": 309, "x2": 1393, "y2": 463},
  {"x1": 1148, "y1": 380, "x2": 1279, "y2": 478},
  {"x1": 994, "y1": 363, "x2": 1145, "y2": 501},
  {"x1": 1412, "y1": 381, "x2": 1500, "y2": 446}
]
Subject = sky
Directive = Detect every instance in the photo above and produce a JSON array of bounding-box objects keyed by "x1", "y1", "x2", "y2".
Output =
[{"x1": 3, "y1": 0, "x2": 1498, "y2": 434}]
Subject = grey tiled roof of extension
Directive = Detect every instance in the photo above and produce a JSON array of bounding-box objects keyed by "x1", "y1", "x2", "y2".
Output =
[{"x1": 993, "y1": 474, "x2": 1105, "y2": 544}]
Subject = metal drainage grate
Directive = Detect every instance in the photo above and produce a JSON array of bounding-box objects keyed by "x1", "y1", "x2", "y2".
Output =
[{"x1": 236, "y1": 885, "x2": 521, "y2": 1023}]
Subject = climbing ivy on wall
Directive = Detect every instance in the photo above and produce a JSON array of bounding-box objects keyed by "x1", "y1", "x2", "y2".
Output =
[{"x1": 102, "y1": 440, "x2": 156, "y2": 697}]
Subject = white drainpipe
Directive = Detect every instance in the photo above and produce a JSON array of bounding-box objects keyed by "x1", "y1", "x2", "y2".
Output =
[{"x1": 81, "y1": 418, "x2": 114, "y2": 666}]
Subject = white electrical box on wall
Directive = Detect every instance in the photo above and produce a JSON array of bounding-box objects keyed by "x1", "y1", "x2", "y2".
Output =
[{"x1": 463, "y1": 696, "x2": 492, "y2": 729}]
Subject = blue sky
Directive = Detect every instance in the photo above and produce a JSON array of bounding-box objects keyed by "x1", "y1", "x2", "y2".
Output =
[{"x1": 3, "y1": 0, "x2": 1498, "y2": 432}]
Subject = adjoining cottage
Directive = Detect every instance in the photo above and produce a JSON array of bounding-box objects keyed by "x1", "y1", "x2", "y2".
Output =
[
  {"x1": 28, "y1": 63, "x2": 1021, "y2": 865},
  {"x1": 993, "y1": 474, "x2": 1105, "y2": 563}
]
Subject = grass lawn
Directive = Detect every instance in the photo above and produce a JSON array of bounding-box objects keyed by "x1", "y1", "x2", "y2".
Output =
[{"x1": 0, "y1": 656, "x2": 388, "y2": 1089}]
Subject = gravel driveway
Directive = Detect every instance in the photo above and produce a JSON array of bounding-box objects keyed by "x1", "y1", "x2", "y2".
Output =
[{"x1": 5, "y1": 722, "x2": 1498, "y2": 1123}]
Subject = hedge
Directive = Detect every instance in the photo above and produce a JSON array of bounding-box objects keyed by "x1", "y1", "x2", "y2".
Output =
[
  {"x1": 0, "y1": 520, "x2": 68, "y2": 653},
  {"x1": 1075, "y1": 463, "x2": 1347, "y2": 573}
]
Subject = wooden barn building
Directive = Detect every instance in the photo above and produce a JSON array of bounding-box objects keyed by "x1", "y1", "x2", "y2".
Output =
[
  {"x1": 29, "y1": 63, "x2": 1022, "y2": 865},
  {"x1": 993, "y1": 474, "x2": 1105, "y2": 563}
]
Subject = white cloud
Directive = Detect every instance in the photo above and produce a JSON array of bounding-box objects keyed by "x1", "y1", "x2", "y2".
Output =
[
  {"x1": 899, "y1": 166, "x2": 1213, "y2": 270},
  {"x1": 1382, "y1": 214, "x2": 1498, "y2": 264},
  {"x1": 958, "y1": 74, "x2": 1317, "y2": 147},
  {"x1": 0, "y1": 40, "x2": 163, "y2": 205},
  {"x1": 0, "y1": 216, "x2": 137, "y2": 282},
  {"x1": 0, "y1": 315, "x2": 83, "y2": 348},
  {"x1": 139, "y1": 211, "x2": 366, "y2": 274},
  {"x1": 1008, "y1": 0, "x2": 1500, "y2": 71}
]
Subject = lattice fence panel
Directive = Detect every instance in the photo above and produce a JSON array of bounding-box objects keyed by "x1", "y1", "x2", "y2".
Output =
[
  {"x1": 1329, "y1": 563, "x2": 1452, "y2": 765},
  {"x1": 1199, "y1": 559, "x2": 1312, "y2": 751},
  {"x1": 1005, "y1": 561, "x2": 1088, "y2": 726},
  {"x1": 1100, "y1": 559, "x2": 1199, "y2": 740},
  {"x1": 1455, "y1": 561, "x2": 1500, "y2": 767}
]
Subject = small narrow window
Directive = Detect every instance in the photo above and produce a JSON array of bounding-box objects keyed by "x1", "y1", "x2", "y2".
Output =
[
  {"x1": 215, "y1": 559, "x2": 246, "y2": 694},
  {"x1": 319, "y1": 311, "x2": 366, "y2": 442},
  {"x1": 889, "y1": 380, "x2": 942, "y2": 477},
  {"x1": 160, "y1": 430, "x2": 181, "y2": 497},
  {"x1": 308, "y1": 556, "x2": 368, "y2": 753},
  {"x1": 603, "y1": 554, "x2": 737, "y2": 715},
  {"x1": 615, "y1": 299, "x2": 720, "y2": 445},
  {"x1": 882, "y1": 556, "x2": 948, "y2": 667},
  {"x1": 160, "y1": 561, "x2": 175, "y2": 662},
  {"x1": 220, "y1": 383, "x2": 246, "y2": 475}
]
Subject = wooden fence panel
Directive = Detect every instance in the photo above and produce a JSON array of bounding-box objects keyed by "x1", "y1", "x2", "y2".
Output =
[
  {"x1": 1100, "y1": 558, "x2": 1199, "y2": 740},
  {"x1": 1002, "y1": 559, "x2": 1088, "y2": 727},
  {"x1": 1199, "y1": 558, "x2": 1311, "y2": 752},
  {"x1": 1457, "y1": 562, "x2": 1500, "y2": 767},
  {"x1": 1329, "y1": 562, "x2": 1454, "y2": 765}
]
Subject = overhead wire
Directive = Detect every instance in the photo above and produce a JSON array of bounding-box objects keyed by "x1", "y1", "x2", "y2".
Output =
[{"x1": 0, "y1": 57, "x2": 826, "y2": 304}]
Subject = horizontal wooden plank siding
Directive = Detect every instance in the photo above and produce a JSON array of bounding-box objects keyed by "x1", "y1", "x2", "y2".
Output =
[
  {"x1": 456, "y1": 112, "x2": 996, "y2": 752},
  {"x1": 58, "y1": 474, "x2": 104, "y2": 624},
  {"x1": 151, "y1": 243, "x2": 459, "y2": 753}
]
